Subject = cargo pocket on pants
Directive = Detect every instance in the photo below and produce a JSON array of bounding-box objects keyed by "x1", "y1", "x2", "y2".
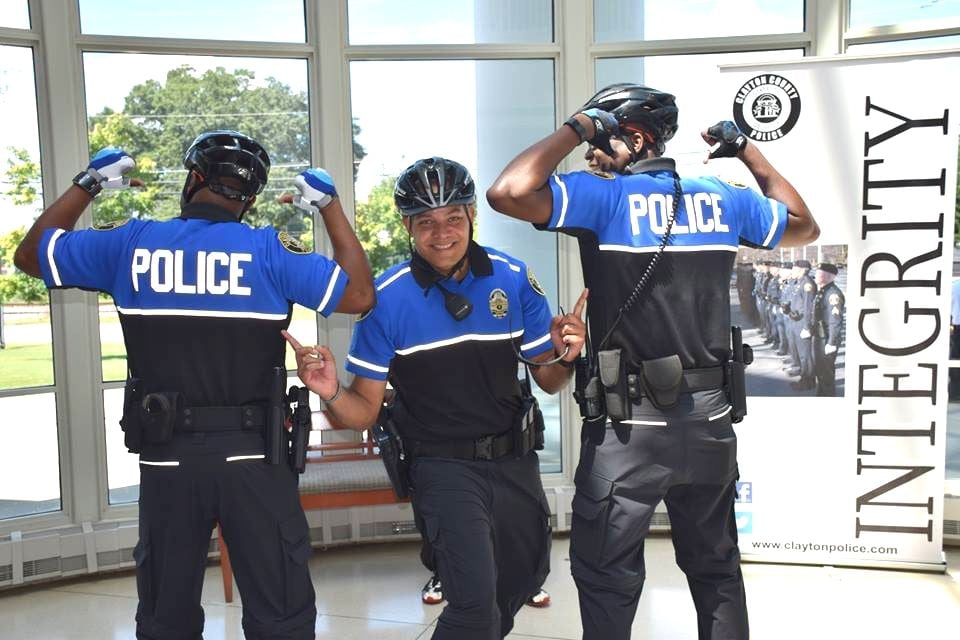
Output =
[
  {"x1": 279, "y1": 512, "x2": 312, "y2": 614},
  {"x1": 570, "y1": 472, "x2": 614, "y2": 568},
  {"x1": 533, "y1": 493, "x2": 553, "y2": 590}
]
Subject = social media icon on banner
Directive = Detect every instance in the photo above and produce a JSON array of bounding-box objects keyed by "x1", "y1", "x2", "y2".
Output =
[
  {"x1": 735, "y1": 511, "x2": 753, "y2": 534},
  {"x1": 736, "y1": 481, "x2": 752, "y2": 503}
]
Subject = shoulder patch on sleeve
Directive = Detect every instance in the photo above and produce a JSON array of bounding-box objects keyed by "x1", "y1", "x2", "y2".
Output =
[
  {"x1": 527, "y1": 269, "x2": 546, "y2": 296},
  {"x1": 92, "y1": 219, "x2": 131, "y2": 231},
  {"x1": 588, "y1": 170, "x2": 615, "y2": 180},
  {"x1": 724, "y1": 179, "x2": 749, "y2": 189},
  {"x1": 828, "y1": 293, "x2": 840, "y2": 305},
  {"x1": 278, "y1": 230, "x2": 309, "y2": 254},
  {"x1": 804, "y1": 283, "x2": 814, "y2": 292}
]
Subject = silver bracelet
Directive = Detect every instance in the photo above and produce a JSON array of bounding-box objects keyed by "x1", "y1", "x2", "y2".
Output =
[{"x1": 322, "y1": 380, "x2": 343, "y2": 405}]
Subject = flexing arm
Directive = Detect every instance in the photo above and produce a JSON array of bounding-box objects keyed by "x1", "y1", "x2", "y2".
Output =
[
  {"x1": 282, "y1": 331, "x2": 385, "y2": 430},
  {"x1": 14, "y1": 148, "x2": 138, "y2": 276},
  {"x1": 318, "y1": 198, "x2": 375, "y2": 313},
  {"x1": 739, "y1": 144, "x2": 818, "y2": 247},
  {"x1": 486, "y1": 114, "x2": 593, "y2": 224},
  {"x1": 14, "y1": 187, "x2": 94, "y2": 277},
  {"x1": 702, "y1": 122, "x2": 819, "y2": 247},
  {"x1": 287, "y1": 169, "x2": 375, "y2": 314}
]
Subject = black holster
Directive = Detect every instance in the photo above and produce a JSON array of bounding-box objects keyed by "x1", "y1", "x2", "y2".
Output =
[
  {"x1": 516, "y1": 376, "x2": 546, "y2": 454},
  {"x1": 266, "y1": 367, "x2": 288, "y2": 466},
  {"x1": 725, "y1": 326, "x2": 753, "y2": 423},
  {"x1": 120, "y1": 378, "x2": 143, "y2": 454},
  {"x1": 288, "y1": 385, "x2": 311, "y2": 474},
  {"x1": 574, "y1": 357, "x2": 605, "y2": 421},
  {"x1": 372, "y1": 408, "x2": 410, "y2": 499}
]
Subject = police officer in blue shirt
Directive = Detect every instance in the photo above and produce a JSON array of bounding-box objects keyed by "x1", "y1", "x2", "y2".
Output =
[
  {"x1": 13, "y1": 131, "x2": 375, "y2": 639},
  {"x1": 487, "y1": 84, "x2": 819, "y2": 640},
  {"x1": 283, "y1": 157, "x2": 587, "y2": 640}
]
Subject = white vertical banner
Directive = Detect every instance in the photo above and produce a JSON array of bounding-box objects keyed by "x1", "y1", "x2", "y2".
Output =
[{"x1": 717, "y1": 52, "x2": 959, "y2": 568}]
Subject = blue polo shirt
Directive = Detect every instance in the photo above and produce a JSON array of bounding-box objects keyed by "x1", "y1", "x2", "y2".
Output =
[{"x1": 347, "y1": 241, "x2": 554, "y2": 442}]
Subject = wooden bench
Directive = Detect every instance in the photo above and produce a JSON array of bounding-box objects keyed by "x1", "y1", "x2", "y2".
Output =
[{"x1": 218, "y1": 424, "x2": 407, "y2": 602}]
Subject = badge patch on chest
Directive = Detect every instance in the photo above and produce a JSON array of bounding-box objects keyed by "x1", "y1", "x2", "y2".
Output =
[
  {"x1": 489, "y1": 288, "x2": 509, "y2": 319},
  {"x1": 527, "y1": 269, "x2": 546, "y2": 296},
  {"x1": 278, "y1": 231, "x2": 309, "y2": 254}
]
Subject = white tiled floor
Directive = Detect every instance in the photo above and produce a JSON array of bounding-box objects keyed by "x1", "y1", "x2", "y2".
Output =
[{"x1": 1, "y1": 536, "x2": 958, "y2": 639}]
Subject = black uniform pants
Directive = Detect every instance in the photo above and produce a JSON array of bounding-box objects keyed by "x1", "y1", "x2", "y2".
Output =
[
  {"x1": 570, "y1": 390, "x2": 748, "y2": 640},
  {"x1": 134, "y1": 433, "x2": 316, "y2": 640},
  {"x1": 411, "y1": 451, "x2": 551, "y2": 640},
  {"x1": 813, "y1": 337, "x2": 837, "y2": 396}
]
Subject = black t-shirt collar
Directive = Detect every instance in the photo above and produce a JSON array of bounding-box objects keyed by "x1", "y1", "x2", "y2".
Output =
[
  {"x1": 180, "y1": 202, "x2": 240, "y2": 223},
  {"x1": 625, "y1": 156, "x2": 677, "y2": 175},
  {"x1": 410, "y1": 240, "x2": 492, "y2": 290}
]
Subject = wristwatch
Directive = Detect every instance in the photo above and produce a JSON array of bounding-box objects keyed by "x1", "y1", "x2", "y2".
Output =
[{"x1": 72, "y1": 169, "x2": 103, "y2": 198}]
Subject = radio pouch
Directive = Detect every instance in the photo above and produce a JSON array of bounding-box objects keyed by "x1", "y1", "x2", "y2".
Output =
[
  {"x1": 372, "y1": 410, "x2": 410, "y2": 499},
  {"x1": 639, "y1": 354, "x2": 683, "y2": 410},
  {"x1": 598, "y1": 349, "x2": 630, "y2": 422}
]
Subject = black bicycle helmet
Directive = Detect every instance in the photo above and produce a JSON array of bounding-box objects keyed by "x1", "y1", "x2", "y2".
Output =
[
  {"x1": 394, "y1": 157, "x2": 475, "y2": 216},
  {"x1": 182, "y1": 130, "x2": 271, "y2": 204},
  {"x1": 583, "y1": 83, "x2": 678, "y2": 156}
]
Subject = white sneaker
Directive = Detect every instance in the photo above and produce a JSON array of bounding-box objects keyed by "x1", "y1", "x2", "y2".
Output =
[
  {"x1": 421, "y1": 575, "x2": 443, "y2": 605},
  {"x1": 526, "y1": 588, "x2": 551, "y2": 607}
]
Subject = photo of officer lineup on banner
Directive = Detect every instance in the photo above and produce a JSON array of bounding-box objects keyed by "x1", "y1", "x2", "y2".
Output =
[{"x1": 732, "y1": 244, "x2": 847, "y2": 397}]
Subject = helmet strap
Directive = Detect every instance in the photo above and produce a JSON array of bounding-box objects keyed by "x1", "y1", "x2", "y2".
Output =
[{"x1": 180, "y1": 171, "x2": 206, "y2": 209}]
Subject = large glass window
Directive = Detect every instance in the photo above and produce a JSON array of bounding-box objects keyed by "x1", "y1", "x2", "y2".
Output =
[
  {"x1": 0, "y1": 45, "x2": 51, "y2": 390},
  {"x1": 594, "y1": 0, "x2": 803, "y2": 42},
  {"x1": 0, "y1": 1, "x2": 29, "y2": 29},
  {"x1": 849, "y1": 0, "x2": 960, "y2": 30},
  {"x1": 78, "y1": 0, "x2": 306, "y2": 42},
  {"x1": 350, "y1": 58, "x2": 563, "y2": 471},
  {"x1": 347, "y1": 0, "x2": 553, "y2": 45},
  {"x1": 0, "y1": 44, "x2": 60, "y2": 521}
]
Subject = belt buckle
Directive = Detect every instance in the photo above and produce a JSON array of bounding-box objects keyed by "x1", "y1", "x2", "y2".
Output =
[{"x1": 474, "y1": 435, "x2": 494, "y2": 460}]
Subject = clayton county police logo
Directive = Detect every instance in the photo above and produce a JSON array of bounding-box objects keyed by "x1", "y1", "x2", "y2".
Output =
[
  {"x1": 489, "y1": 288, "x2": 508, "y2": 319},
  {"x1": 732, "y1": 74, "x2": 801, "y2": 142},
  {"x1": 278, "y1": 231, "x2": 309, "y2": 254}
]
